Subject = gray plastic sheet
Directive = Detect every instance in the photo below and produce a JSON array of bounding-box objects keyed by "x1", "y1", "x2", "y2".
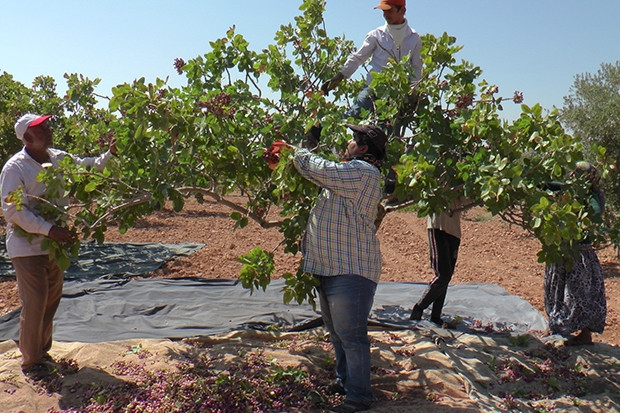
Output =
[
  {"x1": 0, "y1": 241, "x2": 204, "y2": 279},
  {"x1": 0, "y1": 277, "x2": 547, "y2": 343}
]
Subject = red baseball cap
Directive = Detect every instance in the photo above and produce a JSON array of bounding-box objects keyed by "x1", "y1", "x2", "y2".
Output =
[
  {"x1": 29, "y1": 114, "x2": 52, "y2": 128},
  {"x1": 374, "y1": 0, "x2": 406, "y2": 10},
  {"x1": 14, "y1": 114, "x2": 52, "y2": 141}
]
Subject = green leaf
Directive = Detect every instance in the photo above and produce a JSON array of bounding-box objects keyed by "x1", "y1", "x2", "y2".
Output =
[{"x1": 84, "y1": 181, "x2": 98, "y2": 193}]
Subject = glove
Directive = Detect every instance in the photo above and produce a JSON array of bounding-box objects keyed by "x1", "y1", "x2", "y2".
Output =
[
  {"x1": 384, "y1": 168, "x2": 397, "y2": 195},
  {"x1": 262, "y1": 140, "x2": 291, "y2": 170},
  {"x1": 405, "y1": 80, "x2": 420, "y2": 107},
  {"x1": 320, "y1": 72, "x2": 345, "y2": 96},
  {"x1": 406, "y1": 90, "x2": 419, "y2": 106},
  {"x1": 303, "y1": 124, "x2": 322, "y2": 150}
]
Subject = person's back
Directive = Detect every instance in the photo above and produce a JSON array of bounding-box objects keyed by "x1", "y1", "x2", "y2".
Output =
[
  {"x1": 295, "y1": 154, "x2": 383, "y2": 281},
  {"x1": 543, "y1": 162, "x2": 607, "y2": 346},
  {"x1": 291, "y1": 123, "x2": 387, "y2": 413}
]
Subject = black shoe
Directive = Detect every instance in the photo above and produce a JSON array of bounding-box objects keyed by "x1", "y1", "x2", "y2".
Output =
[
  {"x1": 324, "y1": 380, "x2": 345, "y2": 395},
  {"x1": 409, "y1": 304, "x2": 423, "y2": 321},
  {"x1": 327, "y1": 400, "x2": 371, "y2": 413},
  {"x1": 22, "y1": 363, "x2": 51, "y2": 380},
  {"x1": 41, "y1": 353, "x2": 55, "y2": 363},
  {"x1": 564, "y1": 333, "x2": 594, "y2": 346},
  {"x1": 430, "y1": 317, "x2": 458, "y2": 330}
]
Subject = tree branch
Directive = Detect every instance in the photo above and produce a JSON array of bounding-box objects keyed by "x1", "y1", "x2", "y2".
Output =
[
  {"x1": 89, "y1": 194, "x2": 153, "y2": 229},
  {"x1": 176, "y1": 186, "x2": 283, "y2": 228}
]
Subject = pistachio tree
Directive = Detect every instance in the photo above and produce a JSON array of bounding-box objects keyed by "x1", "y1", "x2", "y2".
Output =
[{"x1": 3, "y1": 0, "x2": 615, "y2": 306}]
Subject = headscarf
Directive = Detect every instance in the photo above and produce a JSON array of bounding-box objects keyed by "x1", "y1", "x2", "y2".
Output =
[{"x1": 574, "y1": 161, "x2": 601, "y2": 188}]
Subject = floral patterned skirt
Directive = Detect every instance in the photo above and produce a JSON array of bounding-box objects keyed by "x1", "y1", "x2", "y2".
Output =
[{"x1": 544, "y1": 246, "x2": 607, "y2": 335}]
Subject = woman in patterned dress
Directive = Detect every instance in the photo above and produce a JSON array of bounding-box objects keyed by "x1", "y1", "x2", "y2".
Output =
[{"x1": 544, "y1": 162, "x2": 607, "y2": 346}]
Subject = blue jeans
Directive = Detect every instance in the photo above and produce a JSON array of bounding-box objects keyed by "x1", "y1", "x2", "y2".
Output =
[
  {"x1": 343, "y1": 87, "x2": 399, "y2": 136},
  {"x1": 318, "y1": 274, "x2": 377, "y2": 405},
  {"x1": 344, "y1": 87, "x2": 375, "y2": 119}
]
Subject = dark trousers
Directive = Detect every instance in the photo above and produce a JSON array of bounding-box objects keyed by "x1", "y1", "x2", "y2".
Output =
[{"x1": 416, "y1": 229, "x2": 461, "y2": 321}]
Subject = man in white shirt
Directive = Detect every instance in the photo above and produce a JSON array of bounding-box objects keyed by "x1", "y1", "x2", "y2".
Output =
[
  {"x1": 1, "y1": 114, "x2": 116, "y2": 380},
  {"x1": 321, "y1": 0, "x2": 422, "y2": 120}
]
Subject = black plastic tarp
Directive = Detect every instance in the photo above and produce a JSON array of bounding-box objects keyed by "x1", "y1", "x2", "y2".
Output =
[
  {"x1": 0, "y1": 240, "x2": 205, "y2": 280},
  {"x1": 0, "y1": 277, "x2": 547, "y2": 343},
  {"x1": 0, "y1": 240, "x2": 548, "y2": 342}
]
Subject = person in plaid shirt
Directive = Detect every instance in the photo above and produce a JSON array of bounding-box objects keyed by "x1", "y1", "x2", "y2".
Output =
[{"x1": 293, "y1": 123, "x2": 387, "y2": 413}]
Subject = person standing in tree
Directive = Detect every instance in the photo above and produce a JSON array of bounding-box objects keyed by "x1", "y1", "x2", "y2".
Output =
[{"x1": 321, "y1": 0, "x2": 422, "y2": 121}]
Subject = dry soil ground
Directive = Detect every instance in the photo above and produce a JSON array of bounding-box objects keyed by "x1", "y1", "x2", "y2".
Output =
[{"x1": 1, "y1": 196, "x2": 619, "y2": 346}]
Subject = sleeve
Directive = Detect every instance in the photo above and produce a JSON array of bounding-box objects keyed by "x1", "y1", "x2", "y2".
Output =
[
  {"x1": 0, "y1": 167, "x2": 54, "y2": 236},
  {"x1": 67, "y1": 150, "x2": 114, "y2": 172},
  {"x1": 544, "y1": 181, "x2": 563, "y2": 192},
  {"x1": 589, "y1": 190, "x2": 604, "y2": 223},
  {"x1": 409, "y1": 35, "x2": 423, "y2": 82},
  {"x1": 341, "y1": 32, "x2": 377, "y2": 79},
  {"x1": 293, "y1": 149, "x2": 363, "y2": 199}
]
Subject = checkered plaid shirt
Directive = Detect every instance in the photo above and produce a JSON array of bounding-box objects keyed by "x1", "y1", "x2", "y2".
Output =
[{"x1": 293, "y1": 149, "x2": 383, "y2": 283}]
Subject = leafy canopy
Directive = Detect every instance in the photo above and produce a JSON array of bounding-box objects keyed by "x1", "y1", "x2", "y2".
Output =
[{"x1": 2, "y1": 0, "x2": 616, "y2": 305}]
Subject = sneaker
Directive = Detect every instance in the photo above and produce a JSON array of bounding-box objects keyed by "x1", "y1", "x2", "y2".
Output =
[
  {"x1": 22, "y1": 363, "x2": 51, "y2": 380},
  {"x1": 443, "y1": 319, "x2": 458, "y2": 329},
  {"x1": 324, "y1": 380, "x2": 346, "y2": 395},
  {"x1": 430, "y1": 317, "x2": 458, "y2": 330},
  {"x1": 327, "y1": 400, "x2": 371, "y2": 413},
  {"x1": 409, "y1": 304, "x2": 423, "y2": 321}
]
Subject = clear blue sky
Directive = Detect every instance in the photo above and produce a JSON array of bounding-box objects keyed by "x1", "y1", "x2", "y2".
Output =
[{"x1": 2, "y1": 0, "x2": 619, "y2": 122}]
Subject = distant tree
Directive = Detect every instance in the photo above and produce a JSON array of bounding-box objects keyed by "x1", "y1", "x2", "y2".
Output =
[
  {"x1": 0, "y1": 72, "x2": 35, "y2": 164},
  {"x1": 0, "y1": 72, "x2": 113, "y2": 165},
  {"x1": 561, "y1": 61, "x2": 620, "y2": 211},
  {"x1": 0, "y1": 72, "x2": 67, "y2": 164}
]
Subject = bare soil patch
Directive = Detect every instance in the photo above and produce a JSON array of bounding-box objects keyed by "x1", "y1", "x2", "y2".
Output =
[{"x1": 1, "y1": 196, "x2": 619, "y2": 346}]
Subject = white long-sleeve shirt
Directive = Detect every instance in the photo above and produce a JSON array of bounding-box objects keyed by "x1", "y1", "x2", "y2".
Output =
[
  {"x1": 341, "y1": 19, "x2": 423, "y2": 86},
  {"x1": 1, "y1": 147, "x2": 113, "y2": 258}
]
